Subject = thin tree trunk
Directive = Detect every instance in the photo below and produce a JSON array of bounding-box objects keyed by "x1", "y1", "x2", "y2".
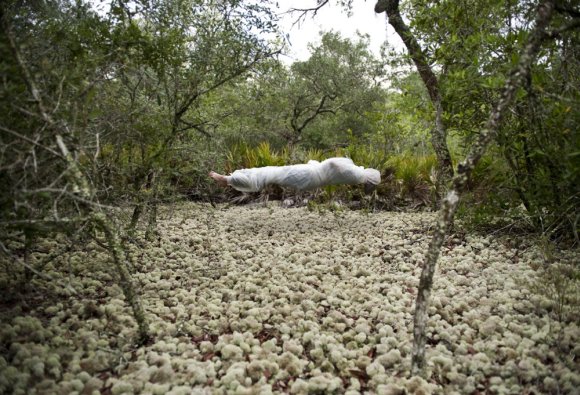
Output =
[
  {"x1": 145, "y1": 200, "x2": 159, "y2": 241},
  {"x1": 91, "y1": 212, "x2": 150, "y2": 342},
  {"x1": 375, "y1": 0, "x2": 454, "y2": 189},
  {"x1": 127, "y1": 171, "x2": 147, "y2": 235},
  {"x1": 408, "y1": 0, "x2": 556, "y2": 375},
  {"x1": 128, "y1": 203, "x2": 143, "y2": 235},
  {"x1": 145, "y1": 170, "x2": 159, "y2": 241},
  {"x1": 22, "y1": 229, "x2": 33, "y2": 287},
  {"x1": 127, "y1": 170, "x2": 155, "y2": 235}
]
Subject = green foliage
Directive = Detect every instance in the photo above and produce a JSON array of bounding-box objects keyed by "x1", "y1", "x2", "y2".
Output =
[
  {"x1": 0, "y1": 0, "x2": 284, "y2": 263},
  {"x1": 384, "y1": 154, "x2": 437, "y2": 204},
  {"x1": 2, "y1": 0, "x2": 578, "y2": 243},
  {"x1": 289, "y1": 32, "x2": 386, "y2": 146},
  {"x1": 225, "y1": 141, "x2": 392, "y2": 176},
  {"x1": 225, "y1": 142, "x2": 289, "y2": 173},
  {"x1": 304, "y1": 148, "x2": 326, "y2": 162},
  {"x1": 335, "y1": 141, "x2": 391, "y2": 171},
  {"x1": 307, "y1": 198, "x2": 346, "y2": 214},
  {"x1": 468, "y1": 154, "x2": 508, "y2": 191},
  {"x1": 400, "y1": 0, "x2": 580, "y2": 239},
  {"x1": 454, "y1": 154, "x2": 517, "y2": 232},
  {"x1": 224, "y1": 32, "x2": 387, "y2": 149}
]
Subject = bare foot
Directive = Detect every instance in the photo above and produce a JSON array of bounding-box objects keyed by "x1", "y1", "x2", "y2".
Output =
[{"x1": 209, "y1": 171, "x2": 228, "y2": 187}]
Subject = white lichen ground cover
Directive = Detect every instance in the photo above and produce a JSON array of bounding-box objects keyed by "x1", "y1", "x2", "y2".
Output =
[{"x1": 1, "y1": 203, "x2": 579, "y2": 394}]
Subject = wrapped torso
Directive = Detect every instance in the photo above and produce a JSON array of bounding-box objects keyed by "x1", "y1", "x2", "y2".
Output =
[{"x1": 227, "y1": 157, "x2": 369, "y2": 192}]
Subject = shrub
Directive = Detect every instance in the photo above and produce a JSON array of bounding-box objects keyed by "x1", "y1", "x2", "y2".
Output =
[
  {"x1": 225, "y1": 142, "x2": 289, "y2": 173},
  {"x1": 334, "y1": 144, "x2": 390, "y2": 171},
  {"x1": 522, "y1": 241, "x2": 580, "y2": 325},
  {"x1": 384, "y1": 153, "x2": 437, "y2": 205}
]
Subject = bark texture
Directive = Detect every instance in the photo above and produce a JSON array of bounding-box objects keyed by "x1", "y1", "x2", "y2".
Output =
[
  {"x1": 375, "y1": 0, "x2": 454, "y2": 185},
  {"x1": 406, "y1": 0, "x2": 557, "y2": 375},
  {"x1": 92, "y1": 212, "x2": 150, "y2": 342}
]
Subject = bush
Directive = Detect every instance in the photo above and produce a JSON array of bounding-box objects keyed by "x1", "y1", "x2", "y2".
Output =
[
  {"x1": 335, "y1": 144, "x2": 390, "y2": 171},
  {"x1": 456, "y1": 154, "x2": 528, "y2": 234},
  {"x1": 383, "y1": 153, "x2": 437, "y2": 205},
  {"x1": 225, "y1": 141, "x2": 289, "y2": 173}
]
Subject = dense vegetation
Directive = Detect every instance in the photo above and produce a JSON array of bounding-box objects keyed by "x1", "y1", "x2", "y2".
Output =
[
  {"x1": 2, "y1": 0, "x2": 578, "y2": 235},
  {"x1": 0, "y1": 0, "x2": 578, "y2": 390}
]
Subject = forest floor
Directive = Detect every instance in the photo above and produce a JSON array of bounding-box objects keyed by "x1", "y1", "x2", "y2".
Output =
[{"x1": 1, "y1": 203, "x2": 579, "y2": 394}]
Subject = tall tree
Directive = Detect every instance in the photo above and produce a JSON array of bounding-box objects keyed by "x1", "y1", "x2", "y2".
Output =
[
  {"x1": 375, "y1": 0, "x2": 454, "y2": 191},
  {"x1": 226, "y1": 32, "x2": 387, "y2": 150},
  {"x1": 0, "y1": 2, "x2": 151, "y2": 343},
  {"x1": 404, "y1": 0, "x2": 577, "y2": 375},
  {"x1": 97, "y1": 0, "x2": 280, "y2": 234}
]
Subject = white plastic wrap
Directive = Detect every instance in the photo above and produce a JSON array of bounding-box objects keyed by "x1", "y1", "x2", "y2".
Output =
[{"x1": 226, "y1": 157, "x2": 381, "y2": 193}]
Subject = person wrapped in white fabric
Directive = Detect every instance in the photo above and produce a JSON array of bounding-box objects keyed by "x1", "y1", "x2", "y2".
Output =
[{"x1": 209, "y1": 157, "x2": 381, "y2": 193}]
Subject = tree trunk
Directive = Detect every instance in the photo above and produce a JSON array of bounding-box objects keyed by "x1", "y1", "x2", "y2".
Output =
[
  {"x1": 145, "y1": 170, "x2": 159, "y2": 241},
  {"x1": 128, "y1": 204, "x2": 143, "y2": 235},
  {"x1": 375, "y1": 0, "x2": 454, "y2": 190},
  {"x1": 57, "y1": 136, "x2": 151, "y2": 344},
  {"x1": 92, "y1": 212, "x2": 150, "y2": 343},
  {"x1": 145, "y1": 201, "x2": 158, "y2": 241},
  {"x1": 22, "y1": 229, "x2": 33, "y2": 288},
  {"x1": 408, "y1": 0, "x2": 556, "y2": 376},
  {"x1": 127, "y1": 170, "x2": 155, "y2": 236}
]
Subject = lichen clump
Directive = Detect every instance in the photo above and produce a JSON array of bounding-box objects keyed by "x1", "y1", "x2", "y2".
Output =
[{"x1": 0, "y1": 203, "x2": 578, "y2": 394}]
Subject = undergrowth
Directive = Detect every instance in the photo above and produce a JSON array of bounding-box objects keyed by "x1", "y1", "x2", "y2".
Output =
[
  {"x1": 223, "y1": 142, "x2": 442, "y2": 208},
  {"x1": 521, "y1": 238, "x2": 580, "y2": 331}
]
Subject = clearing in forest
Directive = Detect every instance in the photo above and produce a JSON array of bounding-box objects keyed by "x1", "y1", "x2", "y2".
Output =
[{"x1": 1, "y1": 203, "x2": 578, "y2": 394}]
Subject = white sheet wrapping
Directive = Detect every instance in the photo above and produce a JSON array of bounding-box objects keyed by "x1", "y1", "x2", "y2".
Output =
[{"x1": 226, "y1": 157, "x2": 381, "y2": 193}]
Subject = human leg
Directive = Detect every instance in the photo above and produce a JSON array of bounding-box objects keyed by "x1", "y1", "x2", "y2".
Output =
[{"x1": 209, "y1": 171, "x2": 229, "y2": 187}]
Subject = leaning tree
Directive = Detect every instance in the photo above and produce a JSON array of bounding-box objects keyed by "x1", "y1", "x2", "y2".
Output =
[{"x1": 374, "y1": 0, "x2": 578, "y2": 375}]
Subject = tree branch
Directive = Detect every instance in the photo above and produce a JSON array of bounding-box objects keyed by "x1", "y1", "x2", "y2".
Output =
[
  {"x1": 375, "y1": 0, "x2": 454, "y2": 182},
  {"x1": 2, "y1": 18, "x2": 54, "y2": 126},
  {"x1": 545, "y1": 19, "x2": 580, "y2": 38},
  {"x1": 294, "y1": 94, "x2": 334, "y2": 134},
  {"x1": 555, "y1": 4, "x2": 580, "y2": 18},
  {"x1": 0, "y1": 125, "x2": 62, "y2": 157},
  {"x1": 287, "y1": 0, "x2": 331, "y2": 27}
]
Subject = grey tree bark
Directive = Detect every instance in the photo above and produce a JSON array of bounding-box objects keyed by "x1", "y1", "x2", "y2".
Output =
[
  {"x1": 401, "y1": 0, "x2": 558, "y2": 376},
  {"x1": 374, "y1": 0, "x2": 454, "y2": 189}
]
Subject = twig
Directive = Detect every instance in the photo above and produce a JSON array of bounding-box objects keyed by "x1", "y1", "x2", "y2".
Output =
[
  {"x1": 0, "y1": 241, "x2": 78, "y2": 295},
  {"x1": 286, "y1": 0, "x2": 330, "y2": 27},
  {"x1": 94, "y1": 132, "x2": 100, "y2": 160},
  {"x1": 545, "y1": 19, "x2": 580, "y2": 38},
  {"x1": 0, "y1": 218, "x2": 85, "y2": 228},
  {"x1": 31, "y1": 146, "x2": 37, "y2": 173},
  {"x1": 555, "y1": 4, "x2": 580, "y2": 18},
  {"x1": 21, "y1": 188, "x2": 114, "y2": 209},
  {"x1": 0, "y1": 125, "x2": 62, "y2": 157},
  {"x1": 52, "y1": 75, "x2": 66, "y2": 115}
]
